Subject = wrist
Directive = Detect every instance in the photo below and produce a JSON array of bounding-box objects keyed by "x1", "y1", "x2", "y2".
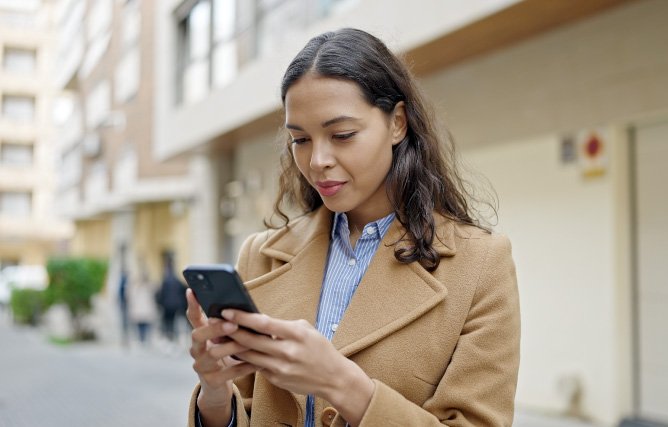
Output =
[
  {"x1": 324, "y1": 359, "x2": 374, "y2": 426},
  {"x1": 197, "y1": 385, "x2": 234, "y2": 427}
]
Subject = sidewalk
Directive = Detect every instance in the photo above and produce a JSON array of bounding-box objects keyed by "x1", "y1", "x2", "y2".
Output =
[
  {"x1": 0, "y1": 314, "x2": 195, "y2": 427},
  {"x1": 0, "y1": 312, "x2": 601, "y2": 427},
  {"x1": 515, "y1": 411, "x2": 600, "y2": 427}
]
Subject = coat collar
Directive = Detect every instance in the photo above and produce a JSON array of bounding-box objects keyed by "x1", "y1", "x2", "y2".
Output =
[
  {"x1": 246, "y1": 206, "x2": 458, "y2": 358},
  {"x1": 258, "y1": 206, "x2": 457, "y2": 261}
]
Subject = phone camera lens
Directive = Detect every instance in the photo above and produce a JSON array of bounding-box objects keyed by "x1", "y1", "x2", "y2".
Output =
[{"x1": 196, "y1": 273, "x2": 204, "y2": 280}]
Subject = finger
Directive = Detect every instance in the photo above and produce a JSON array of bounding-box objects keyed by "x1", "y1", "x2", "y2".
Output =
[
  {"x1": 186, "y1": 288, "x2": 207, "y2": 328},
  {"x1": 194, "y1": 346, "x2": 258, "y2": 382},
  {"x1": 191, "y1": 322, "x2": 241, "y2": 360},
  {"x1": 222, "y1": 309, "x2": 311, "y2": 341},
  {"x1": 192, "y1": 337, "x2": 245, "y2": 374},
  {"x1": 226, "y1": 327, "x2": 287, "y2": 361},
  {"x1": 199, "y1": 362, "x2": 260, "y2": 388},
  {"x1": 208, "y1": 339, "x2": 250, "y2": 360},
  {"x1": 190, "y1": 320, "x2": 238, "y2": 357}
]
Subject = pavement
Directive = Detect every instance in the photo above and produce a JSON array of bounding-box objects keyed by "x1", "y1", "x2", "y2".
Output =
[
  {"x1": 0, "y1": 311, "x2": 601, "y2": 427},
  {"x1": 0, "y1": 313, "x2": 195, "y2": 427}
]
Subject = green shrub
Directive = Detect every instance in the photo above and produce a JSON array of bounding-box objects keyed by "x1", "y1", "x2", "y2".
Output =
[
  {"x1": 10, "y1": 288, "x2": 45, "y2": 326},
  {"x1": 45, "y1": 257, "x2": 108, "y2": 339}
]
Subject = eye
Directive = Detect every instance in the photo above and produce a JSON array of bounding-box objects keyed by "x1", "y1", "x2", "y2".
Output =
[
  {"x1": 332, "y1": 131, "x2": 357, "y2": 141},
  {"x1": 291, "y1": 137, "x2": 309, "y2": 145}
]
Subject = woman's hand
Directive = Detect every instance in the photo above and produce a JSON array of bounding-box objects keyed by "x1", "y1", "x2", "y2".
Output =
[
  {"x1": 221, "y1": 309, "x2": 375, "y2": 426},
  {"x1": 186, "y1": 289, "x2": 259, "y2": 427}
]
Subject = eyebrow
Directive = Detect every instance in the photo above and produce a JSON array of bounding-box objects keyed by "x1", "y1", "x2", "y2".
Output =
[{"x1": 285, "y1": 115, "x2": 360, "y2": 131}]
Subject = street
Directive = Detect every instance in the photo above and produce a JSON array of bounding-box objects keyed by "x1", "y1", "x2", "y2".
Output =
[
  {"x1": 0, "y1": 314, "x2": 195, "y2": 427},
  {"x1": 0, "y1": 313, "x2": 598, "y2": 427}
]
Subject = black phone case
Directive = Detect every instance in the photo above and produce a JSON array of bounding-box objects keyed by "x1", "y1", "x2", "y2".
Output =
[{"x1": 182, "y1": 264, "x2": 259, "y2": 318}]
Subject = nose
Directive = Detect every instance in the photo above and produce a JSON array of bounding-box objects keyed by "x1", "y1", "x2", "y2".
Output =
[{"x1": 309, "y1": 140, "x2": 335, "y2": 171}]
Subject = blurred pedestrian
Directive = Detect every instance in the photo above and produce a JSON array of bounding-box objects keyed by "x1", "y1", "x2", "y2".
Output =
[
  {"x1": 155, "y1": 250, "x2": 186, "y2": 343},
  {"x1": 117, "y1": 244, "x2": 130, "y2": 347},
  {"x1": 128, "y1": 262, "x2": 158, "y2": 347},
  {"x1": 186, "y1": 28, "x2": 520, "y2": 427}
]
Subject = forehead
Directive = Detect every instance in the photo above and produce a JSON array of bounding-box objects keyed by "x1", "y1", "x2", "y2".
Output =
[{"x1": 284, "y1": 74, "x2": 371, "y2": 124}]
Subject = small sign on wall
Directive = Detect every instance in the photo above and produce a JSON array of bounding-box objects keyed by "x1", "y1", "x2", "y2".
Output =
[{"x1": 577, "y1": 128, "x2": 608, "y2": 178}]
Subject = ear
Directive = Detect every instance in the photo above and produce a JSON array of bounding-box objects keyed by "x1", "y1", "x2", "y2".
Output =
[{"x1": 390, "y1": 101, "x2": 408, "y2": 145}]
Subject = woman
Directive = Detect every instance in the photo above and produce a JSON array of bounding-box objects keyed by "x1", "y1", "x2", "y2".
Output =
[
  {"x1": 127, "y1": 262, "x2": 157, "y2": 346},
  {"x1": 187, "y1": 28, "x2": 520, "y2": 427}
]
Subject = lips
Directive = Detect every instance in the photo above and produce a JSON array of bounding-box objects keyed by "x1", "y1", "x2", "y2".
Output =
[{"x1": 315, "y1": 180, "x2": 346, "y2": 197}]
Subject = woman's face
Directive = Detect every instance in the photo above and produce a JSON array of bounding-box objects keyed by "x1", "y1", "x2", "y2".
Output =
[{"x1": 285, "y1": 74, "x2": 406, "y2": 229}]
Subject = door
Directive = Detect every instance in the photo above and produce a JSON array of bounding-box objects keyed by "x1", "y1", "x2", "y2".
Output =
[{"x1": 634, "y1": 121, "x2": 668, "y2": 423}]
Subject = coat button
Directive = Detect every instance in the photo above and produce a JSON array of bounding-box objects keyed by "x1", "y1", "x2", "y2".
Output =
[{"x1": 321, "y1": 406, "x2": 337, "y2": 426}]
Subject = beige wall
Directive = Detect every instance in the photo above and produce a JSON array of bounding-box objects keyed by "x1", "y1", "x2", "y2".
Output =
[
  {"x1": 0, "y1": 2, "x2": 73, "y2": 267},
  {"x1": 70, "y1": 217, "x2": 112, "y2": 259},
  {"x1": 226, "y1": 131, "x2": 282, "y2": 261},
  {"x1": 419, "y1": 0, "x2": 668, "y2": 424},
  {"x1": 464, "y1": 133, "x2": 626, "y2": 424},
  {"x1": 133, "y1": 202, "x2": 190, "y2": 282},
  {"x1": 421, "y1": 0, "x2": 668, "y2": 149}
]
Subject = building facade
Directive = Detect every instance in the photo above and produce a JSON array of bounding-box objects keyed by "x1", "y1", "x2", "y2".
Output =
[
  {"x1": 0, "y1": 1, "x2": 73, "y2": 269},
  {"x1": 152, "y1": 0, "x2": 668, "y2": 425},
  {"x1": 52, "y1": 0, "x2": 196, "y2": 341}
]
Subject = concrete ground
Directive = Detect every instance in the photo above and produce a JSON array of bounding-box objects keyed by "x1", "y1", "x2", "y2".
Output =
[{"x1": 0, "y1": 312, "x2": 602, "y2": 427}]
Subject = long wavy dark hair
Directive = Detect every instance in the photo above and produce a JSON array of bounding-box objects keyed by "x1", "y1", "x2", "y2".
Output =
[{"x1": 270, "y1": 28, "x2": 496, "y2": 271}]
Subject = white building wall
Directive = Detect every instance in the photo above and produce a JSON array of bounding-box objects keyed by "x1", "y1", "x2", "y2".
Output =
[
  {"x1": 419, "y1": 0, "x2": 668, "y2": 424},
  {"x1": 228, "y1": 131, "x2": 282, "y2": 261},
  {"x1": 464, "y1": 135, "x2": 622, "y2": 424}
]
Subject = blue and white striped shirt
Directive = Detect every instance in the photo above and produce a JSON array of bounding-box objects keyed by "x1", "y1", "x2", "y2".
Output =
[{"x1": 304, "y1": 211, "x2": 395, "y2": 427}]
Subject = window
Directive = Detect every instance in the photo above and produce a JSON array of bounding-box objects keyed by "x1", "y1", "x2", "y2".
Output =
[
  {"x1": 0, "y1": 142, "x2": 33, "y2": 166},
  {"x1": 85, "y1": 80, "x2": 110, "y2": 129},
  {"x1": 179, "y1": 0, "x2": 211, "y2": 105},
  {"x1": 177, "y1": 0, "x2": 262, "y2": 104},
  {"x1": 3, "y1": 47, "x2": 36, "y2": 73},
  {"x1": 0, "y1": 191, "x2": 32, "y2": 217},
  {"x1": 1, "y1": 94, "x2": 35, "y2": 122},
  {"x1": 60, "y1": 144, "x2": 82, "y2": 190},
  {"x1": 80, "y1": 0, "x2": 112, "y2": 78},
  {"x1": 176, "y1": 0, "x2": 343, "y2": 104},
  {"x1": 114, "y1": 47, "x2": 140, "y2": 103},
  {"x1": 121, "y1": 0, "x2": 141, "y2": 49}
]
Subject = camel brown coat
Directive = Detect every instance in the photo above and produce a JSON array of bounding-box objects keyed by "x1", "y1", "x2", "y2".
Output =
[{"x1": 188, "y1": 207, "x2": 520, "y2": 426}]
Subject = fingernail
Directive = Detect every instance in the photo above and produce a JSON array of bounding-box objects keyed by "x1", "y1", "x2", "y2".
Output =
[
  {"x1": 222, "y1": 322, "x2": 237, "y2": 333},
  {"x1": 221, "y1": 309, "x2": 233, "y2": 320}
]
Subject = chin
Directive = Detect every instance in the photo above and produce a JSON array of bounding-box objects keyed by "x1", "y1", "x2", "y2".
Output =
[{"x1": 321, "y1": 199, "x2": 352, "y2": 214}]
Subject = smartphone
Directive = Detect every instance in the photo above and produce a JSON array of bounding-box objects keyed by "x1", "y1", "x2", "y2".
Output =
[{"x1": 182, "y1": 264, "x2": 259, "y2": 319}]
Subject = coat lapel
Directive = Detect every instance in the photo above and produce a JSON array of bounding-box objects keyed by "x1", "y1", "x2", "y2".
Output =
[
  {"x1": 331, "y1": 217, "x2": 455, "y2": 357},
  {"x1": 244, "y1": 207, "x2": 458, "y2": 358},
  {"x1": 244, "y1": 208, "x2": 333, "y2": 326}
]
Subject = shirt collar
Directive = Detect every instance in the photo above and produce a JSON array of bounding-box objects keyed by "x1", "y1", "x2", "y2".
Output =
[{"x1": 331, "y1": 211, "x2": 396, "y2": 240}]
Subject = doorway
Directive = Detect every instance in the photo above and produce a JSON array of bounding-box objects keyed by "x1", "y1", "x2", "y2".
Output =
[{"x1": 630, "y1": 121, "x2": 668, "y2": 424}]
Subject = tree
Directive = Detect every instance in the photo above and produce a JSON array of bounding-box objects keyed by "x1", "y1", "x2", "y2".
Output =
[{"x1": 45, "y1": 258, "x2": 108, "y2": 340}]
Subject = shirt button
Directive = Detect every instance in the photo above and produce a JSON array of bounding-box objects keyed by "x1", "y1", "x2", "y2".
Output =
[
  {"x1": 366, "y1": 227, "x2": 376, "y2": 235},
  {"x1": 348, "y1": 258, "x2": 356, "y2": 266},
  {"x1": 331, "y1": 323, "x2": 338, "y2": 332}
]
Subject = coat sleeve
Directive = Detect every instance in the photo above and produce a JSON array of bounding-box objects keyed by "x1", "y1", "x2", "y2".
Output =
[
  {"x1": 187, "y1": 232, "x2": 263, "y2": 427},
  {"x1": 353, "y1": 234, "x2": 521, "y2": 427}
]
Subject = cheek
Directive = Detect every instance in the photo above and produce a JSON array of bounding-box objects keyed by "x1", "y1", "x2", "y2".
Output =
[
  {"x1": 348, "y1": 141, "x2": 393, "y2": 180},
  {"x1": 291, "y1": 146, "x2": 311, "y2": 179}
]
